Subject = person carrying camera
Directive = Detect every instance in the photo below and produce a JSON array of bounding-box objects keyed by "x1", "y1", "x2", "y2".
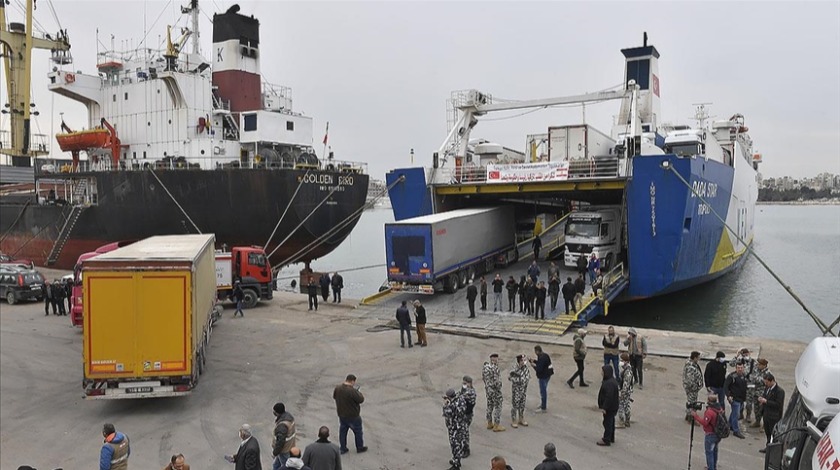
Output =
[{"x1": 691, "y1": 395, "x2": 724, "y2": 470}]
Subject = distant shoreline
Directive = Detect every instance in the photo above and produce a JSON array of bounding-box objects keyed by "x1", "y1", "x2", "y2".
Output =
[{"x1": 757, "y1": 200, "x2": 840, "y2": 206}]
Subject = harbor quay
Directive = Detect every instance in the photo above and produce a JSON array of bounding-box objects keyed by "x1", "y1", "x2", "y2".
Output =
[{"x1": 1, "y1": 268, "x2": 806, "y2": 470}]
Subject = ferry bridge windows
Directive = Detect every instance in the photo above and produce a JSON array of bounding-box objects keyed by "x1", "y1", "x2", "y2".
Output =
[
  {"x1": 286, "y1": 121, "x2": 294, "y2": 131},
  {"x1": 626, "y1": 59, "x2": 650, "y2": 90},
  {"x1": 124, "y1": 92, "x2": 128, "y2": 100},
  {"x1": 244, "y1": 114, "x2": 257, "y2": 131}
]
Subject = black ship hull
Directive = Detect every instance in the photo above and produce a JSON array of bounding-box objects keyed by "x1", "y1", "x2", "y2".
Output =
[{"x1": 0, "y1": 168, "x2": 369, "y2": 269}]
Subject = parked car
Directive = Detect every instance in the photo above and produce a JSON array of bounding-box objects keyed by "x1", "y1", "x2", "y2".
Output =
[
  {"x1": 0, "y1": 253, "x2": 35, "y2": 269},
  {"x1": 0, "y1": 266, "x2": 46, "y2": 304}
]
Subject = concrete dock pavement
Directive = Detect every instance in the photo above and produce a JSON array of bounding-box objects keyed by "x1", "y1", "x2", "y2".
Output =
[{"x1": 1, "y1": 275, "x2": 806, "y2": 470}]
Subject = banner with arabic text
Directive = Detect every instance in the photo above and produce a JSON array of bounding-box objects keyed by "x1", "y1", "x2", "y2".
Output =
[{"x1": 486, "y1": 161, "x2": 569, "y2": 183}]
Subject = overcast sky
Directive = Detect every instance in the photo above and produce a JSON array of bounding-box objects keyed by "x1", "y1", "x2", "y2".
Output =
[{"x1": 3, "y1": 0, "x2": 838, "y2": 179}]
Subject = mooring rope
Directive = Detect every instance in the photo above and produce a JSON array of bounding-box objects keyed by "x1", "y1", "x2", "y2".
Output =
[
  {"x1": 147, "y1": 168, "x2": 202, "y2": 234},
  {"x1": 263, "y1": 169, "x2": 311, "y2": 251},
  {"x1": 664, "y1": 163, "x2": 836, "y2": 337}
]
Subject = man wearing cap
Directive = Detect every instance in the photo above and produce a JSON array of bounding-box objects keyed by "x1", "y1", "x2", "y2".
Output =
[
  {"x1": 758, "y1": 372, "x2": 785, "y2": 453},
  {"x1": 730, "y1": 347, "x2": 758, "y2": 422},
  {"x1": 458, "y1": 376, "x2": 477, "y2": 457},
  {"x1": 443, "y1": 388, "x2": 468, "y2": 470},
  {"x1": 567, "y1": 329, "x2": 589, "y2": 389},
  {"x1": 704, "y1": 351, "x2": 728, "y2": 413},
  {"x1": 509, "y1": 354, "x2": 531, "y2": 428},
  {"x1": 271, "y1": 403, "x2": 297, "y2": 470},
  {"x1": 482, "y1": 353, "x2": 505, "y2": 432},
  {"x1": 225, "y1": 424, "x2": 261, "y2": 470},
  {"x1": 683, "y1": 351, "x2": 705, "y2": 422},
  {"x1": 750, "y1": 358, "x2": 773, "y2": 429},
  {"x1": 533, "y1": 442, "x2": 573, "y2": 470},
  {"x1": 623, "y1": 327, "x2": 647, "y2": 389},
  {"x1": 413, "y1": 300, "x2": 427, "y2": 347}
]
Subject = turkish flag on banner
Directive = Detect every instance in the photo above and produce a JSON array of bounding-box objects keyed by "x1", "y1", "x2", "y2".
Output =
[{"x1": 652, "y1": 74, "x2": 660, "y2": 97}]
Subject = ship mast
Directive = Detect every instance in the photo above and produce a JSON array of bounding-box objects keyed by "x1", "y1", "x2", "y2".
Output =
[
  {"x1": 0, "y1": 0, "x2": 70, "y2": 167},
  {"x1": 181, "y1": 0, "x2": 200, "y2": 55}
]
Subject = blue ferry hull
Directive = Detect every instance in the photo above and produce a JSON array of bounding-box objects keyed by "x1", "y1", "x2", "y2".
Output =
[{"x1": 625, "y1": 154, "x2": 753, "y2": 299}]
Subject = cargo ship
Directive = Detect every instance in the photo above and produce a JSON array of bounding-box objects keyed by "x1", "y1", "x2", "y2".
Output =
[
  {"x1": 0, "y1": 1, "x2": 368, "y2": 270},
  {"x1": 386, "y1": 36, "x2": 760, "y2": 301}
]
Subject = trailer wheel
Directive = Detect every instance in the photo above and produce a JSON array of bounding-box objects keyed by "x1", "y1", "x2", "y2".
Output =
[
  {"x1": 197, "y1": 350, "x2": 205, "y2": 375},
  {"x1": 242, "y1": 288, "x2": 259, "y2": 309},
  {"x1": 6, "y1": 292, "x2": 16, "y2": 305},
  {"x1": 444, "y1": 274, "x2": 458, "y2": 294},
  {"x1": 467, "y1": 266, "x2": 477, "y2": 283},
  {"x1": 458, "y1": 270, "x2": 468, "y2": 288}
]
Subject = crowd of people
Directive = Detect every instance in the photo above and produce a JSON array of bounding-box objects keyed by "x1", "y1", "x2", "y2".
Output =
[
  {"x1": 91, "y1": 374, "x2": 366, "y2": 470},
  {"x1": 685, "y1": 347, "x2": 785, "y2": 470},
  {"x1": 43, "y1": 277, "x2": 72, "y2": 317},
  {"x1": 462, "y1": 253, "x2": 610, "y2": 320}
]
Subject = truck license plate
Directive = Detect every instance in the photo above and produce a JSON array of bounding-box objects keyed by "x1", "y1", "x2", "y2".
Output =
[{"x1": 126, "y1": 386, "x2": 153, "y2": 394}]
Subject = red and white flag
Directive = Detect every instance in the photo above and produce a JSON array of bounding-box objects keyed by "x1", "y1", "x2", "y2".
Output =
[{"x1": 322, "y1": 122, "x2": 329, "y2": 145}]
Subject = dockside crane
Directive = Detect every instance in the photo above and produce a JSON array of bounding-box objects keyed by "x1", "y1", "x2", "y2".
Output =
[{"x1": 0, "y1": 0, "x2": 71, "y2": 166}]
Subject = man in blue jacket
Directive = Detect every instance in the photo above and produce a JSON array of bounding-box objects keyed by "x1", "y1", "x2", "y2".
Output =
[{"x1": 100, "y1": 423, "x2": 130, "y2": 470}]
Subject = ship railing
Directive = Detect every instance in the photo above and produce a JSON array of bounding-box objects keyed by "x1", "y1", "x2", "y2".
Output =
[
  {"x1": 431, "y1": 156, "x2": 623, "y2": 185},
  {"x1": 34, "y1": 157, "x2": 368, "y2": 174},
  {"x1": 0, "y1": 131, "x2": 50, "y2": 155}
]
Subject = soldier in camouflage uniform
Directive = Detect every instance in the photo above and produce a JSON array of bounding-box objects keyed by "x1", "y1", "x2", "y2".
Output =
[
  {"x1": 482, "y1": 353, "x2": 505, "y2": 432},
  {"x1": 458, "y1": 375, "x2": 477, "y2": 457},
  {"x1": 443, "y1": 388, "x2": 467, "y2": 470},
  {"x1": 616, "y1": 352, "x2": 634, "y2": 428},
  {"x1": 730, "y1": 347, "x2": 758, "y2": 421},
  {"x1": 750, "y1": 358, "x2": 772, "y2": 429},
  {"x1": 508, "y1": 354, "x2": 531, "y2": 428},
  {"x1": 683, "y1": 351, "x2": 705, "y2": 421}
]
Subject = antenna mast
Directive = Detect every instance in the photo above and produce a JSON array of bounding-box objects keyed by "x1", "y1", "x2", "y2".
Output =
[{"x1": 181, "y1": 0, "x2": 200, "y2": 55}]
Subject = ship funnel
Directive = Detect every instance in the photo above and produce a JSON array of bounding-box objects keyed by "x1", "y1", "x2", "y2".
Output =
[
  {"x1": 616, "y1": 38, "x2": 660, "y2": 135},
  {"x1": 212, "y1": 6, "x2": 260, "y2": 113}
]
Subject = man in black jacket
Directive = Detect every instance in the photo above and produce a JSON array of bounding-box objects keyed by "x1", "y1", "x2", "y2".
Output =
[
  {"x1": 306, "y1": 277, "x2": 318, "y2": 311},
  {"x1": 723, "y1": 362, "x2": 748, "y2": 439},
  {"x1": 597, "y1": 365, "x2": 619, "y2": 446},
  {"x1": 535, "y1": 281, "x2": 547, "y2": 319},
  {"x1": 465, "y1": 281, "x2": 478, "y2": 318},
  {"x1": 225, "y1": 424, "x2": 262, "y2": 470},
  {"x1": 533, "y1": 442, "x2": 572, "y2": 470},
  {"x1": 758, "y1": 373, "x2": 785, "y2": 452},
  {"x1": 413, "y1": 300, "x2": 427, "y2": 347},
  {"x1": 395, "y1": 300, "x2": 412, "y2": 348},
  {"x1": 561, "y1": 277, "x2": 577, "y2": 315},
  {"x1": 330, "y1": 272, "x2": 343, "y2": 303},
  {"x1": 492, "y1": 274, "x2": 505, "y2": 312},
  {"x1": 529, "y1": 345, "x2": 553, "y2": 412},
  {"x1": 479, "y1": 277, "x2": 488, "y2": 311},
  {"x1": 704, "y1": 351, "x2": 728, "y2": 413},
  {"x1": 319, "y1": 273, "x2": 331, "y2": 302},
  {"x1": 548, "y1": 275, "x2": 560, "y2": 313},
  {"x1": 505, "y1": 276, "x2": 518, "y2": 312}
]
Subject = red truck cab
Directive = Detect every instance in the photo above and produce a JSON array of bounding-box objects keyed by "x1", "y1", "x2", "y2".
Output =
[
  {"x1": 70, "y1": 241, "x2": 133, "y2": 327},
  {"x1": 216, "y1": 246, "x2": 273, "y2": 308}
]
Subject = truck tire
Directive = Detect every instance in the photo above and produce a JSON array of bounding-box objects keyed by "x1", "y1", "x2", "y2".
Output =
[
  {"x1": 458, "y1": 270, "x2": 468, "y2": 288},
  {"x1": 242, "y1": 288, "x2": 259, "y2": 309},
  {"x1": 197, "y1": 350, "x2": 204, "y2": 375},
  {"x1": 467, "y1": 266, "x2": 477, "y2": 282},
  {"x1": 444, "y1": 274, "x2": 458, "y2": 294},
  {"x1": 6, "y1": 292, "x2": 15, "y2": 305}
]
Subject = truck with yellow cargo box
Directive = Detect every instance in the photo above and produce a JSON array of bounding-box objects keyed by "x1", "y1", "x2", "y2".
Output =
[{"x1": 81, "y1": 234, "x2": 218, "y2": 399}]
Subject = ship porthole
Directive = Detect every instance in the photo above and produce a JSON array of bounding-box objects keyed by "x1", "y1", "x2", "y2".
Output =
[{"x1": 201, "y1": 150, "x2": 205, "y2": 155}]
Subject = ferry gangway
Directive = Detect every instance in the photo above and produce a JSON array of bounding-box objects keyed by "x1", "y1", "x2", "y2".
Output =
[
  {"x1": 572, "y1": 262, "x2": 629, "y2": 328},
  {"x1": 515, "y1": 213, "x2": 569, "y2": 261}
]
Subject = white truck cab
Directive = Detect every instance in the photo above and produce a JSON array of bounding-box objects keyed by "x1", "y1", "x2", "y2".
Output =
[
  {"x1": 563, "y1": 206, "x2": 622, "y2": 270},
  {"x1": 765, "y1": 337, "x2": 840, "y2": 470}
]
